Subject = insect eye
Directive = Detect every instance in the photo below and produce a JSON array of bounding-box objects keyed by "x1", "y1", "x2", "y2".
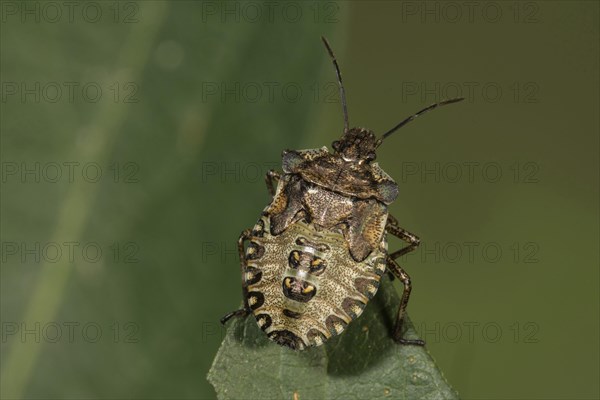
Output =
[
  {"x1": 332, "y1": 140, "x2": 341, "y2": 151},
  {"x1": 366, "y1": 152, "x2": 376, "y2": 161}
]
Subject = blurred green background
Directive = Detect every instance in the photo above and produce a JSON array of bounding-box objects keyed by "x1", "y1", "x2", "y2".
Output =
[{"x1": 1, "y1": 1, "x2": 598, "y2": 399}]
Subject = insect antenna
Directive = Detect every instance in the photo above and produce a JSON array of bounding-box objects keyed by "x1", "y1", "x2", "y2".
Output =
[
  {"x1": 380, "y1": 97, "x2": 464, "y2": 142},
  {"x1": 321, "y1": 36, "x2": 349, "y2": 134}
]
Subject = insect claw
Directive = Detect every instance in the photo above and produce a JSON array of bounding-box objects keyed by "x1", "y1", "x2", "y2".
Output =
[
  {"x1": 395, "y1": 337, "x2": 426, "y2": 346},
  {"x1": 220, "y1": 308, "x2": 250, "y2": 325}
]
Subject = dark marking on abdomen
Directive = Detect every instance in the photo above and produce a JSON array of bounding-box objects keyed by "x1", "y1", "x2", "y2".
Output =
[
  {"x1": 282, "y1": 277, "x2": 316, "y2": 303},
  {"x1": 295, "y1": 236, "x2": 330, "y2": 252},
  {"x1": 254, "y1": 313, "x2": 272, "y2": 331},
  {"x1": 354, "y1": 277, "x2": 379, "y2": 300},
  {"x1": 283, "y1": 309, "x2": 302, "y2": 319},
  {"x1": 247, "y1": 291, "x2": 265, "y2": 310},
  {"x1": 244, "y1": 266, "x2": 262, "y2": 285},
  {"x1": 288, "y1": 250, "x2": 327, "y2": 276},
  {"x1": 246, "y1": 242, "x2": 265, "y2": 260},
  {"x1": 342, "y1": 297, "x2": 366, "y2": 319},
  {"x1": 268, "y1": 330, "x2": 305, "y2": 350}
]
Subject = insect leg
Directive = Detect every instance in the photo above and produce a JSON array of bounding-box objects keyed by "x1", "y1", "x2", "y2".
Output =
[
  {"x1": 384, "y1": 214, "x2": 420, "y2": 281},
  {"x1": 264, "y1": 170, "x2": 281, "y2": 198},
  {"x1": 386, "y1": 255, "x2": 425, "y2": 346},
  {"x1": 220, "y1": 229, "x2": 253, "y2": 325},
  {"x1": 220, "y1": 309, "x2": 250, "y2": 324},
  {"x1": 386, "y1": 214, "x2": 421, "y2": 260}
]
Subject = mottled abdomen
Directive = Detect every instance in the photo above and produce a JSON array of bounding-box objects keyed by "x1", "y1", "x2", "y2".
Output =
[{"x1": 244, "y1": 216, "x2": 387, "y2": 350}]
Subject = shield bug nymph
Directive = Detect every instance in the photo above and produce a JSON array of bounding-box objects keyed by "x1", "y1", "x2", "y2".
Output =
[{"x1": 221, "y1": 37, "x2": 463, "y2": 350}]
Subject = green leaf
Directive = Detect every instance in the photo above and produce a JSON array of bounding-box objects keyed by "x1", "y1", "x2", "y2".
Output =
[{"x1": 208, "y1": 278, "x2": 459, "y2": 400}]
